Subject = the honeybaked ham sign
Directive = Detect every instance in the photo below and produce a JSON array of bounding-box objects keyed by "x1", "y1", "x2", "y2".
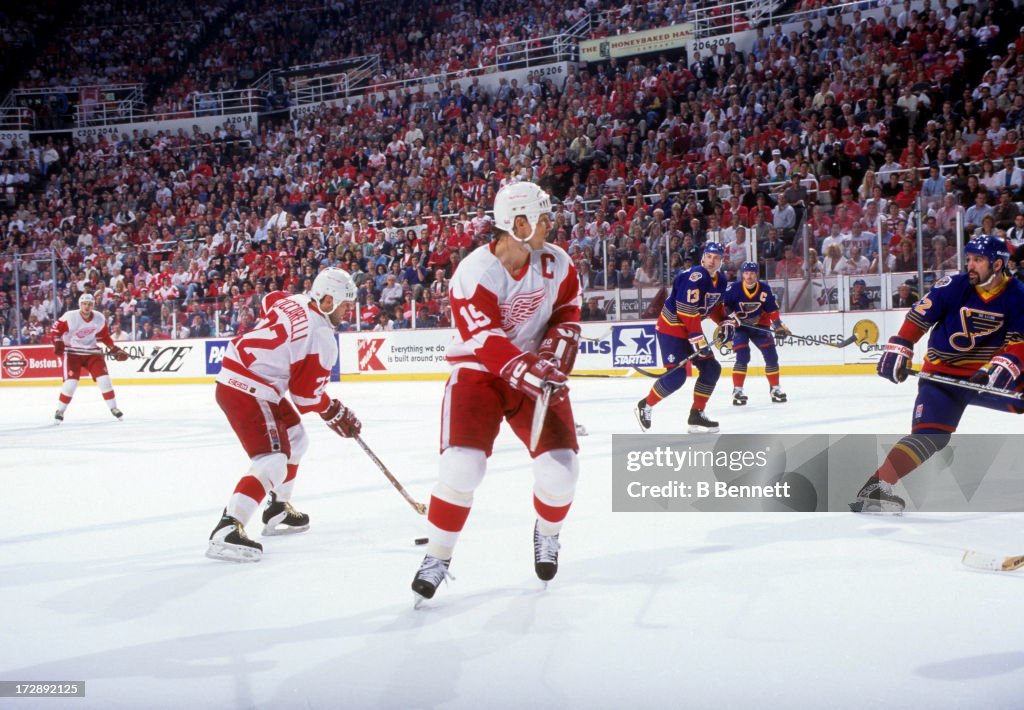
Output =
[{"x1": 580, "y1": 23, "x2": 693, "y2": 62}]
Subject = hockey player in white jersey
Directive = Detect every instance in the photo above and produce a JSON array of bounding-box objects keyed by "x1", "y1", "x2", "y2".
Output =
[
  {"x1": 50, "y1": 292, "x2": 130, "y2": 423},
  {"x1": 411, "y1": 181, "x2": 582, "y2": 604},
  {"x1": 207, "y1": 268, "x2": 363, "y2": 562}
]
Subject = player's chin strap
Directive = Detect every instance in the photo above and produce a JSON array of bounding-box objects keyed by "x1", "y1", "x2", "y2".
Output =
[
  {"x1": 313, "y1": 296, "x2": 337, "y2": 318},
  {"x1": 979, "y1": 269, "x2": 1010, "y2": 290},
  {"x1": 510, "y1": 218, "x2": 545, "y2": 252}
]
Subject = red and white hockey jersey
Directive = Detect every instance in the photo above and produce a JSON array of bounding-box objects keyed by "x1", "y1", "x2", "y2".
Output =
[
  {"x1": 51, "y1": 309, "x2": 115, "y2": 355},
  {"x1": 447, "y1": 242, "x2": 580, "y2": 374},
  {"x1": 216, "y1": 292, "x2": 337, "y2": 414}
]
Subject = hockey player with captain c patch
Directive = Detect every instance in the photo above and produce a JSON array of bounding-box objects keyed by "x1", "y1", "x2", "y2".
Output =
[{"x1": 721, "y1": 261, "x2": 792, "y2": 406}]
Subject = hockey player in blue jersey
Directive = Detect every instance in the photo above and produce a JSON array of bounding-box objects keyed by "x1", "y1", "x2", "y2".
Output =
[
  {"x1": 722, "y1": 261, "x2": 793, "y2": 406},
  {"x1": 636, "y1": 242, "x2": 730, "y2": 433},
  {"x1": 854, "y1": 235, "x2": 1024, "y2": 513}
]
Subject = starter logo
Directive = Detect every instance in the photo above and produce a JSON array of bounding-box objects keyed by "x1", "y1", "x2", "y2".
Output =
[
  {"x1": 357, "y1": 338, "x2": 386, "y2": 371},
  {"x1": 612, "y1": 325, "x2": 657, "y2": 367},
  {"x1": 2, "y1": 349, "x2": 28, "y2": 378}
]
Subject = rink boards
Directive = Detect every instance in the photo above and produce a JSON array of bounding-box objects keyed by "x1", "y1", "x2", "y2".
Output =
[{"x1": 0, "y1": 310, "x2": 921, "y2": 385}]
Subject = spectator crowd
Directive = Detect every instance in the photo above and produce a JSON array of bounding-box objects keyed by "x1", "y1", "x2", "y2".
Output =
[{"x1": 4, "y1": 0, "x2": 1024, "y2": 345}]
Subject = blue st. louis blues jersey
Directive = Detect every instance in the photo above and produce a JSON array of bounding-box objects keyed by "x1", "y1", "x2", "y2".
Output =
[
  {"x1": 903, "y1": 273, "x2": 1024, "y2": 376},
  {"x1": 723, "y1": 279, "x2": 780, "y2": 327},
  {"x1": 658, "y1": 265, "x2": 727, "y2": 338}
]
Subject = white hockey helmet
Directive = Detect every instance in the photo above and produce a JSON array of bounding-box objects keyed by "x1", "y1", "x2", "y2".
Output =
[
  {"x1": 78, "y1": 293, "x2": 95, "y2": 306},
  {"x1": 493, "y1": 181, "x2": 553, "y2": 239},
  {"x1": 310, "y1": 268, "x2": 356, "y2": 315}
]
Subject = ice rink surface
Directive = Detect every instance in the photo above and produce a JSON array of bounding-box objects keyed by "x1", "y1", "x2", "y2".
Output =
[{"x1": 2, "y1": 374, "x2": 1023, "y2": 709}]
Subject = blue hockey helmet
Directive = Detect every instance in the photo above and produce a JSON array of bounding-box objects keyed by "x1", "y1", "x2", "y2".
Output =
[
  {"x1": 740, "y1": 261, "x2": 758, "y2": 273},
  {"x1": 964, "y1": 234, "x2": 1010, "y2": 269},
  {"x1": 703, "y1": 242, "x2": 725, "y2": 257}
]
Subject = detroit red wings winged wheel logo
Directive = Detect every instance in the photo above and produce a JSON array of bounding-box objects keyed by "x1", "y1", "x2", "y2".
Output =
[{"x1": 499, "y1": 289, "x2": 546, "y2": 331}]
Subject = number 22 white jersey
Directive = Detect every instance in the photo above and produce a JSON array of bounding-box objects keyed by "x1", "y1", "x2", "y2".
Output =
[{"x1": 216, "y1": 292, "x2": 337, "y2": 414}]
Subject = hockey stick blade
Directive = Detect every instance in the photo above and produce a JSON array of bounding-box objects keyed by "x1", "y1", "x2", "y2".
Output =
[
  {"x1": 962, "y1": 550, "x2": 1024, "y2": 572},
  {"x1": 529, "y1": 384, "x2": 553, "y2": 452}
]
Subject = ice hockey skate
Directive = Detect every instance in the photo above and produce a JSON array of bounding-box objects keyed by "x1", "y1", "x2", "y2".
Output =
[
  {"x1": 207, "y1": 510, "x2": 263, "y2": 562},
  {"x1": 635, "y1": 398, "x2": 652, "y2": 431},
  {"x1": 111, "y1": 408, "x2": 124, "y2": 419},
  {"x1": 533, "y1": 522, "x2": 561, "y2": 584},
  {"x1": 261, "y1": 491, "x2": 310, "y2": 536},
  {"x1": 849, "y1": 478, "x2": 905, "y2": 515},
  {"x1": 770, "y1": 386, "x2": 787, "y2": 403},
  {"x1": 412, "y1": 554, "x2": 452, "y2": 607},
  {"x1": 687, "y1": 408, "x2": 719, "y2": 433},
  {"x1": 732, "y1": 388, "x2": 748, "y2": 406},
  {"x1": 54, "y1": 410, "x2": 64, "y2": 424}
]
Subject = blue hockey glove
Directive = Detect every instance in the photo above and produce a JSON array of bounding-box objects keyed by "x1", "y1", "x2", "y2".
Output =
[
  {"x1": 971, "y1": 353, "x2": 1023, "y2": 391},
  {"x1": 877, "y1": 336, "x2": 913, "y2": 384}
]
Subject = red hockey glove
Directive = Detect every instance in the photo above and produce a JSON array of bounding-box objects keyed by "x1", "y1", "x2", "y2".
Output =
[
  {"x1": 110, "y1": 346, "x2": 130, "y2": 362},
  {"x1": 971, "y1": 353, "x2": 1023, "y2": 391},
  {"x1": 320, "y1": 399, "x2": 362, "y2": 438},
  {"x1": 538, "y1": 323, "x2": 581, "y2": 375},
  {"x1": 877, "y1": 336, "x2": 913, "y2": 384},
  {"x1": 53, "y1": 340, "x2": 65, "y2": 357},
  {"x1": 500, "y1": 352, "x2": 569, "y2": 404}
]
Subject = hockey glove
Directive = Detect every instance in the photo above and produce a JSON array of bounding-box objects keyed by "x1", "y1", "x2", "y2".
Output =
[
  {"x1": 689, "y1": 333, "x2": 714, "y2": 361},
  {"x1": 320, "y1": 399, "x2": 362, "y2": 438},
  {"x1": 970, "y1": 353, "x2": 1023, "y2": 391},
  {"x1": 538, "y1": 322, "x2": 581, "y2": 375},
  {"x1": 773, "y1": 321, "x2": 792, "y2": 346},
  {"x1": 714, "y1": 315, "x2": 739, "y2": 346},
  {"x1": 500, "y1": 352, "x2": 569, "y2": 404},
  {"x1": 877, "y1": 336, "x2": 913, "y2": 384},
  {"x1": 53, "y1": 340, "x2": 65, "y2": 357},
  {"x1": 110, "y1": 346, "x2": 130, "y2": 362}
]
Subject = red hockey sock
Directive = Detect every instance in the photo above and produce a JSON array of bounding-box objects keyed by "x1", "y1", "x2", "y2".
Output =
[
  {"x1": 645, "y1": 390, "x2": 661, "y2": 407},
  {"x1": 732, "y1": 371, "x2": 746, "y2": 388},
  {"x1": 534, "y1": 494, "x2": 572, "y2": 524},
  {"x1": 767, "y1": 373, "x2": 780, "y2": 387},
  {"x1": 428, "y1": 495, "x2": 471, "y2": 532},
  {"x1": 234, "y1": 475, "x2": 266, "y2": 503},
  {"x1": 874, "y1": 445, "x2": 919, "y2": 485},
  {"x1": 692, "y1": 392, "x2": 709, "y2": 411},
  {"x1": 283, "y1": 463, "x2": 298, "y2": 483}
]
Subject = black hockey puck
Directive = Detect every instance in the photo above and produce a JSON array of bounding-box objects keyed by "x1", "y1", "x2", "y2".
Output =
[{"x1": 415, "y1": 537, "x2": 429, "y2": 545}]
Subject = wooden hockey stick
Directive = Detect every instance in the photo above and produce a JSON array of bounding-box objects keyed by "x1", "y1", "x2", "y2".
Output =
[
  {"x1": 733, "y1": 322, "x2": 857, "y2": 349},
  {"x1": 907, "y1": 370, "x2": 1024, "y2": 401},
  {"x1": 354, "y1": 435, "x2": 427, "y2": 515},
  {"x1": 962, "y1": 550, "x2": 1024, "y2": 572},
  {"x1": 580, "y1": 328, "x2": 612, "y2": 344},
  {"x1": 529, "y1": 383, "x2": 554, "y2": 452}
]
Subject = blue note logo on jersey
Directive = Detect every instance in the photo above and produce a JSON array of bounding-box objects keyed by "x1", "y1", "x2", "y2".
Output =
[
  {"x1": 612, "y1": 324, "x2": 657, "y2": 366},
  {"x1": 949, "y1": 307, "x2": 1003, "y2": 351},
  {"x1": 205, "y1": 339, "x2": 230, "y2": 374}
]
